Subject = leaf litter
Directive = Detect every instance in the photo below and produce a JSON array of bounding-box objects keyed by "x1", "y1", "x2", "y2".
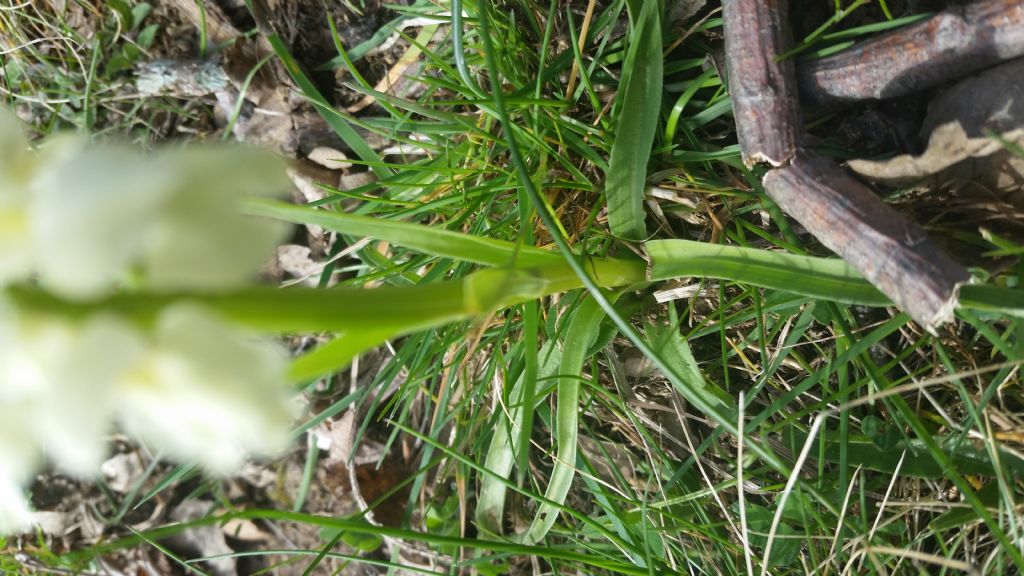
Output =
[{"x1": 849, "y1": 57, "x2": 1024, "y2": 204}]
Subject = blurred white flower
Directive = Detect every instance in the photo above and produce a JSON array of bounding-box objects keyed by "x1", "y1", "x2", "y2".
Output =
[
  {"x1": 0, "y1": 112, "x2": 35, "y2": 284},
  {"x1": 30, "y1": 316, "x2": 144, "y2": 475},
  {"x1": 142, "y1": 147, "x2": 290, "y2": 291},
  {"x1": 0, "y1": 302, "x2": 294, "y2": 534},
  {"x1": 30, "y1": 144, "x2": 171, "y2": 299},
  {"x1": 117, "y1": 303, "x2": 293, "y2": 475},
  {"x1": 0, "y1": 474, "x2": 32, "y2": 535},
  {"x1": 1, "y1": 111, "x2": 291, "y2": 297},
  {"x1": 0, "y1": 113, "x2": 296, "y2": 534},
  {"x1": 0, "y1": 300, "x2": 144, "y2": 477},
  {"x1": 27, "y1": 143, "x2": 289, "y2": 298}
]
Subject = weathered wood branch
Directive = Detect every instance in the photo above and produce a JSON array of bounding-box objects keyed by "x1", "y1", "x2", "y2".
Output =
[
  {"x1": 763, "y1": 150, "x2": 969, "y2": 329},
  {"x1": 797, "y1": 0, "x2": 1024, "y2": 106},
  {"x1": 721, "y1": 0, "x2": 801, "y2": 167},
  {"x1": 722, "y1": 0, "x2": 972, "y2": 329}
]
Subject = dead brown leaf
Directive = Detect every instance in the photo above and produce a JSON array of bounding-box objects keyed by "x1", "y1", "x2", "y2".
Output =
[{"x1": 849, "y1": 57, "x2": 1024, "y2": 198}]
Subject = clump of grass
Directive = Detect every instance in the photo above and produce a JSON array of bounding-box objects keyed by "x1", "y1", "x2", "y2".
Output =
[
  {"x1": 0, "y1": 0, "x2": 204, "y2": 139},
  {"x1": 256, "y1": 1, "x2": 1024, "y2": 572},
  {"x1": 5, "y1": 0, "x2": 1024, "y2": 574}
]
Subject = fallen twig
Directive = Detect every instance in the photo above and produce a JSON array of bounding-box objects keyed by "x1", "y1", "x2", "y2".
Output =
[
  {"x1": 797, "y1": 0, "x2": 1024, "y2": 106},
  {"x1": 722, "y1": 0, "x2": 972, "y2": 329},
  {"x1": 763, "y1": 150, "x2": 969, "y2": 328},
  {"x1": 721, "y1": 0, "x2": 801, "y2": 167}
]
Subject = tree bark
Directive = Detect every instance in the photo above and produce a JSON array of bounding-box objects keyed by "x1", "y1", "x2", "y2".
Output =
[
  {"x1": 721, "y1": 0, "x2": 801, "y2": 167},
  {"x1": 797, "y1": 0, "x2": 1024, "y2": 106},
  {"x1": 763, "y1": 150, "x2": 970, "y2": 329}
]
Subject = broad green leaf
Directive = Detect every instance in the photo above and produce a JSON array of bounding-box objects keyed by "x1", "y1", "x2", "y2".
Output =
[
  {"x1": 137, "y1": 23, "x2": 159, "y2": 49},
  {"x1": 605, "y1": 0, "x2": 662, "y2": 240},
  {"x1": 7, "y1": 282, "x2": 468, "y2": 334},
  {"x1": 246, "y1": 199, "x2": 647, "y2": 289},
  {"x1": 107, "y1": 0, "x2": 133, "y2": 28},
  {"x1": 286, "y1": 269, "x2": 551, "y2": 380},
  {"x1": 8, "y1": 264, "x2": 635, "y2": 370},
  {"x1": 647, "y1": 239, "x2": 889, "y2": 305},
  {"x1": 784, "y1": 429, "x2": 1024, "y2": 478},
  {"x1": 859, "y1": 414, "x2": 900, "y2": 451},
  {"x1": 647, "y1": 314, "x2": 733, "y2": 410},
  {"x1": 129, "y1": 2, "x2": 152, "y2": 31},
  {"x1": 648, "y1": 240, "x2": 1024, "y2": 318},
  {"x1": 464, "y1": 268, "x2": 551, "y2": 312},
  {"x1": 734, "y1": 503, "x2": 802, "y2": 567}
]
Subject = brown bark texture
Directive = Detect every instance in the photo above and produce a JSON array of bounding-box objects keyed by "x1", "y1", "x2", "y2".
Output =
[
  {"x1": 797, "y1": 0, "x2": 1024, "y2": 106},
  {"x1": 763, "y1": 150, "x2": 970, "y2": 329},
  {"x1": 721, "y1": 0, "x2": 801, "y2": 167}
]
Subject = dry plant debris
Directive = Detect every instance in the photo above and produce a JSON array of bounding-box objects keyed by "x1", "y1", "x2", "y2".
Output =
[{"x1": 849, "y1": 57, "x2": 1024, "y2": 193}]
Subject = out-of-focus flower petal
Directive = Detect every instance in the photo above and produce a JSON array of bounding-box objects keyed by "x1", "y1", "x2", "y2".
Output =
[
  {"x1": 0, "y1": 111, "x2": 35, "y2": 284},
  {"x1": 118, "y1": 304, "x2": 292, "y2": 475},
  {"x1": 0, "y1": 475, "x2": 32, "y2": 535},
  {"x1": 144, "y1": 147, "x2": 290, "y2": 291},
  {"x1": 29, "y1": 145, "x2": 172, "y2": 299},
  {"x1": 0, "y1": 299, "x2": 143, "y2": 477},
  {"x1": 0, "y1": 408, "x2": 40, "y2": 488},
  {"x1": 0, "y1": 391, "x2": 39, "y2": 535},
  {"x1": 34, "y1": 315, "x2": 145, "y2": 476}
]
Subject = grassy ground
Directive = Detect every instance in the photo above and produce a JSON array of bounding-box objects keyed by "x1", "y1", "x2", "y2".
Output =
[{"x1": 3, "y1": 0, "x2": 1024, "y2": 574}]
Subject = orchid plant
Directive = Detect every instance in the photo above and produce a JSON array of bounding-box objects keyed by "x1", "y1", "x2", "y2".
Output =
[{"x1": 2, "y1": 95, "x2": 1019, "y2": 546}]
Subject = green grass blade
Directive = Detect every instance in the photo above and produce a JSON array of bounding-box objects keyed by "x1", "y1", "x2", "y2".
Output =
[
  {"x1": 605, "y1": 0, "x2": 662, "y2": 240},
  {"x1": 928, "y1": 483, "x2": 1000, "y2": 531},
  {"x1": 72, "y1": 509, "x2": 649, "y2": 575},
  {"x1": 646, "y1": 239, "x2": 889, "y2": 305},
  {"x1": 244, "y1": 199, "x2": 563, "y2": 268},
  {"x1": 252, "y1": 14, "x2": 393, "y2": 178},
  {"x1": 476, "y1": 341, "x2": 562, "y2": 536},
  {"x1": 315, "y1": 10, "x2": 420, "y2": 69},
  {"x1": 288, "y1": 328, "x2": 396, "y2": 382},
  {"x1": 783, "y1": 429, "x2": 1024, "y2": 478},
  {"x1": 959, "y1": 284, "x2": 1024, "y2": 319},
  {"x1": 477, "y1": 2, "x2": 838, "y2": 520},
  {"x1": 517, "y1": 293, "x2": 609, "y2": 544}
]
